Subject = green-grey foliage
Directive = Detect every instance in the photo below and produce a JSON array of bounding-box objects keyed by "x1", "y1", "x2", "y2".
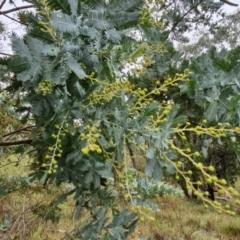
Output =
[{"x1": 1, "y1": 0, "x2": 240, "y2": 239}]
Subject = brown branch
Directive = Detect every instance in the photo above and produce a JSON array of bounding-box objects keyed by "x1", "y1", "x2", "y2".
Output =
[
  {"x1": 0, "y1": 139, "x2": 32, "y2": 146},
  {"x1": 0, "y1": 0, "x2": 7, "y2": 10},
  {"x1": 3, "y1": 126, "x2": 34, "y2": 138},
  {"x1": 0, "y1": 52, "x2": 13, "y2": 56},
  {"x1": 220, "y1": 0, "x2": 238, "y2": 7},
  {"x1": 215, "y1": 196, "x2": 230, "y2": 202},
  {"x1": 0, "y1": 5, "x2": 34, "y2": 15},
  {"x1": 127, "y1": 145, "x2": 136, "y2": 169}
]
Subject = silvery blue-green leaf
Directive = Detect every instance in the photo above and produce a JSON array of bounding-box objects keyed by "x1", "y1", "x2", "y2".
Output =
[
  {"x1": 51, "y1": 12, "x2": 78, "y2": 33},
  {"x1": 171, "y1": 115, "x2": 187, "y2": 126},
  {"x1": 94, "y1": 162, "x2": 105, "y2": 169},
  {"x1": 68, "y1": 0, "x2": 78, "y2": 15},
  {"x1": 115, "y1": 108, "x2": 121, "y2": 120},
  {"x1": 26, "y1": 36, "x2": 43, "y2": 58},
  {"x1": 8, "y1": 56, "x2": 30, "y2": 73},
  {"x1": 93, "y1": 174, "x2": 100, "y2": 188},
  {"x1": 204, "y1": 101, "x2": 218, "y2": 121},
  {"x1": 67, "y1": 56, "x2": 86, "y2": 79},
  {"x1": 201, "y1": 146, "x2": 208, "y2": 158},
  {"x1": 75, "y1": 81, "x2": 86, "y2": 97},
  {"x1": 11, "y1": 34, "x2": 32, "y2": 60},
  {"x1": 74, "y1": 197, "x2": 85, "y2": 220},
  {"x1": 145, "y1": 158, "x2": 155, "y2": 176},
  {"x1": 85, "y1": 170, "x2": 93, "y2": 184},
  {"x1": 152, "y1": 161, "x2": 163, "y2": 181},
  {"x1": 96, "y1": 170, "x2": 112, "y2": 179},
  {"x1": 40, "y1": 171, "x2": 48, "y2": 184},
  {"x1": 17, "y1": 70, "x2": 31, "y2": 82},
  {"x1": 29, "y1": 61, "x2": 43, "y2": 82},
  {"x1": 143, "y1": 102, "x2": 159, "y2": 116},
  {"x1": 42, "y1": 45, "x2": 60, "y2": 56},
  {"x1": 79, "y1": 162, "x2": 91, "y2": 172},
  {"x1": 146, "y1": 147, "x2": 154, "y2": 159}
]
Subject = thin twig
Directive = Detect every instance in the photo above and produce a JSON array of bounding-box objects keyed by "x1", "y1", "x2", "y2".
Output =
[
  {"x1": 3, "y1": 126, "x2": 34, "y2": 138},
  {"x1": 0, "y1": 5, "x2": 34, "y2": 15},
  {"x1": 165, "y1": 0, "x2": 204, "y2": 40},
  {"x1": 215, "y1": 196, "x2": 230, "y2": 202},
  {"x1": 3, "y1": 13, "x2": 28, "y2": 26},
  {"x1": 0, "y1": 161, "x2": 19, "y2": 169},
  {"x1": 7, "y1": 201, "x2": 27, "y2": 239},
  {"x1": 0, "y1": 52, "x2": 12, "y2": 56}
]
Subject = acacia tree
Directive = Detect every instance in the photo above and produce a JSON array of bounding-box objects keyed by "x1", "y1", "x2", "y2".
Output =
[{"x1": 1, "y1": 0, "x2": 240, "y2": 239}]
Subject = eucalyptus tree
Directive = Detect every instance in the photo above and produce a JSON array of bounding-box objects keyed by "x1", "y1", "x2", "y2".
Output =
[{"x1": 1, "y1": 0, "x2": 240, "y2": 239}]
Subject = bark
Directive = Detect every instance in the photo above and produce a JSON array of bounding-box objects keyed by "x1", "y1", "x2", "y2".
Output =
[{"x1": 0, "y1": 139, "x2": 32, "y2": 146}]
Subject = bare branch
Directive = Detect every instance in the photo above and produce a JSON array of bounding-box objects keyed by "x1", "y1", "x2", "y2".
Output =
[
  {"x1": 0, "y1": 5, "x2": 34, "y2": 15},
  {"x1": 0, "y1": 139, "x2": 33, "y2": 146},
  {"x1": 0, "y1": 160, "x2": 18, "y2": 168},
  {"x1": 3, "y1": 13, "x2": 28, "y2": 26},
  {"x1": 0, "y1": 0, "x2": 7, "y2": 10},
  {"x1": 0, "y1": 52, "x2": 13, "y2": 56},
  {"x1": 220, "y1": 0, "x2": 238, "y2": 7},
  {"x1": 3, "y1": 126, "x2": 34, "y2": 138}
]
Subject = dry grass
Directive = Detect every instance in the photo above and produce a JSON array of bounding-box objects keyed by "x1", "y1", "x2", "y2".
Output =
[
  {"x1": 1, "y1": 154, "x2": 240, "y2": 239},
  {"x1": 130, "y1": 195, "x2": 240, "y2": 240}
]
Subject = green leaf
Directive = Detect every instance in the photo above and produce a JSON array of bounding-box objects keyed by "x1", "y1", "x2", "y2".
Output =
[
  {"x1": 8, "y1": 56, "x2": 30, "y2": 73},
  {"x1": 143, "y1": 102, "x2": 159, "y2": 116},
  {"x1": 115, "y1": 108, "x2": 121, "y2": 120},
  {"x1": 29, "y1": 60, "x2": 43, "y2": 82},
  {"x1": 68, "y1": 0, "x2": 78, "y2": 15},
  {"x1": 93, "y1": 174, "x2": 100, "y2": 188},
  {"x1": 153, "y1": 161, "x2": 163, "y2": 181},
  {"x1": 83, "y1": 0, "x2": 105, "y2": 10},
  {"x1": 146, "y1": 147, "x2": 154, "y2": 159},
  {"x1": 42, "y1": 44, "x2": 60, "y2": 56},
  {"x1": 17, "y1": 70, "x2": 31, "y2": 82},
  {"x1": 11, "y1": 34, "x2": 31, "y2": 60},
  {"x1": 96, "y1": 170, "x2": 112, "y2": 180},
  {"x1": 40, "y1": 171, "x2": 48, "y2": 183},
  {"x1": 75, "y1": 81, "x2": 86, "y2": 97},
  {"x1": 145, "y1": 158, "x2": 155, "y2": 176},
  {"x1": 26, "y1": 36, "x2": 43, "y2": 58},
  {"x1": 85, "y1": 170, "x2": 93, "y2": 184},
  {"x1": 74, "y1": 197, "x2": 86, "y2": 220},
  {"x1": 51, "y1": 12, "x2": 77, "y2": 33},
  {"x1": 46, "y1": 0, "x2": 71, "y2": 14},
  {"x1": 204, "y1": 101, "x2": 218, "y2": 121},
  {"x1": 171, "y1": 115, "x2": 187, "y2": 126},
  {"x1": 67, "y1": 56, "x2": 87, "y2": 79},
  {"x1": 88, "y1": 9, "x2": 107, "y2": 30}
]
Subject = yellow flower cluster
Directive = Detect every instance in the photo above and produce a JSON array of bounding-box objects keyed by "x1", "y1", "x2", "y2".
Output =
[
  {"x1": 168, "y1": 137, "x2": 240, "y2": 215},
  {"x1": 38, "y1": 0, "x2": 57, "y2": 40},
  {"x1": 42, "y1": 121, "x2": 67, "y2": 174},
  {"x1": 80, "y1": 123, "x2": 102, "y2": 155},
  {"x1": 89, "y1": 81, "x2": 134, "y2": 105},
  {"x1": 35, "y1": 79, "x2": 55, "y2": 96}
]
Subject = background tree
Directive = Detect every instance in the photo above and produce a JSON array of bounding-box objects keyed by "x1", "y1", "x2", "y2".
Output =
[{"x1": 177, "y1": 8, "x2": 240, "y2": 57}]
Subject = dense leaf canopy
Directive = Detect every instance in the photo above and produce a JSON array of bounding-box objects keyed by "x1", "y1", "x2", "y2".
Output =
[{"x1": 1, "y1": 0, "x2": 240, "y2": 238}]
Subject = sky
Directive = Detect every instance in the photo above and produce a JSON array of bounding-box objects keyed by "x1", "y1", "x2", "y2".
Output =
[{"x1": 0, "y1": 0, "x2": 239, "y2": 56}]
